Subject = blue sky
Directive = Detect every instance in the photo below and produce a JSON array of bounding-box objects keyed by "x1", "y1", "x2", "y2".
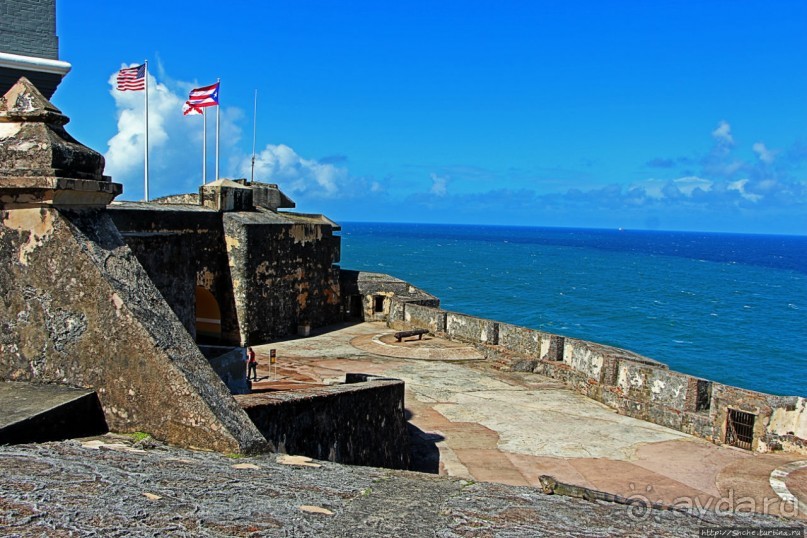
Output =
[{"x1": 54, "y1": 1, "x2": 807, "y2": 234}]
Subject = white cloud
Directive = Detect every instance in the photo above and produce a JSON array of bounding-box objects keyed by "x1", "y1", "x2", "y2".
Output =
[
  {"x1": 628, "y1": 176, "x2": 713, "y2": 200},
  {"x1": 727, "y1": 179, "x2": 762, "y2": 202},
  {"x1": 106, "y1": 68, "x2": 180, "y2": 179},
  {"x1": 430, "y1": 173, "x2": 448, "y2": 196},
  {"x1": 752, "y1": 142, "x2": 775, "y2": 164},
  {"x1": 711, "y1": 120, "x2": 734, "y2": 145},
  {"x1": 242, "y1": 144, "x2": 346, "y2": 197},
  {"x1": 673, "y1": 176, "x2": 712, "y2": 195},
  {"x1": 105, "y1": 66, "x2": 242, "y2": 200},
  {"x1": 629, "y1": 178, "x2": 665, "y2": 199}
]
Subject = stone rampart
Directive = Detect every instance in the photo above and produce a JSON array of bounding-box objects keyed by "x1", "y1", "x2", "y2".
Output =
[
  {"x1": 383, "y1": 300, "x2": 807, "y2": 455},
  {"x1": 445, "y1": 311, "x2": 498, "y2": 345},
  {"x1": 404, "y1": 302, "x2": 446, "y2": 333}
]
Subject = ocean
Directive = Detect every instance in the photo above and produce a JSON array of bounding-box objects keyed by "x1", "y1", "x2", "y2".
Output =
[{"x1": 339, "y1": 222, "x2": 806, "y2": 397}]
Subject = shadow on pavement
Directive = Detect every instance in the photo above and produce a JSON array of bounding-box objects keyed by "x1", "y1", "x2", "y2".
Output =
[{"x1": 405, "y1": 409, "x2": 444, "y2": 474}]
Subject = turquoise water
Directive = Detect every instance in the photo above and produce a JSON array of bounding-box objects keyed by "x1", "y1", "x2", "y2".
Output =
[{"x1": 339, "y1": 223, "x2": 806, "y2": 397}]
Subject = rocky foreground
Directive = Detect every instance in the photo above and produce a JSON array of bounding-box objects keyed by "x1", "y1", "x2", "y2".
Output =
[{"x1": 0, "y1": 436, "x2": 803, "y2": 537}]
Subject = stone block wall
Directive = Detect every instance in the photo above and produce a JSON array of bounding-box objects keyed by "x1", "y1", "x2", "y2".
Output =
[
  {"x1": 225, "y1": 216, "x2": 342, "y2": 344},
  {"x1": 237, "y1": 378, "x2": 409, "y2": 469},
  {"x1": 445, "y1": 312, "x2": 499, "y2": 345},
  {"x1": 405, "y1": 302, "x2": 446, "y2": 333},
  {"x1": 498, "y1": 322, "x2": 540, "y2": 356},
  {"x1": 388, "y1": 297, "x2": 406, "y2": 324},
  {"x1": 563, "y1": 339, "x2": 606, "y2": 382},
  {"x1": 615, "y1": 361, "x2": 690, "y2": 412},
  {"x1": 0, "y1": 0, "x2": 59, "y2": 59},
  {"x1": 109, "y1": 206, "x2": 240, "y2": 345}
]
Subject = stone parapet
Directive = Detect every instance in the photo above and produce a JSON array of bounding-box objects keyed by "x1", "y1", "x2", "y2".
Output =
[{"x1": 382, "y1": 296, "x2": 807, "y2": 455}]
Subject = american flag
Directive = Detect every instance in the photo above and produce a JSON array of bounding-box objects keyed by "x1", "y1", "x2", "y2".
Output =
[
  {"x1": 116, "y1": 64, "x2": 146, "y2": 91},
  {"x1": 187, "y1": 82, "x2": 220, "y2": 108}
]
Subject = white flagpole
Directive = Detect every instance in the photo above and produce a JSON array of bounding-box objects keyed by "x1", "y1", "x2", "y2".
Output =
[
  {"x1": 251, "y1": 89, "x2": 257, "y2": 183},
  {"x1": 144, "y1": 60, "x2": 149, "y2": 201},
  {"x1": 202, "y1": 108, "x2": 207, "y2": 185},
  {"x1": 215, "y1": 78, "x2": 220, "y2": 181}
]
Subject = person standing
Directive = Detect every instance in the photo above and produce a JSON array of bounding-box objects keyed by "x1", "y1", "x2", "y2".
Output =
[{"x1": 247, "y1": 347, "x2": 258, "y2": 381}]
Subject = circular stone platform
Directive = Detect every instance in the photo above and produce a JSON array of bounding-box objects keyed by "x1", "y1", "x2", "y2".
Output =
[{"x1": 350, "y1": 332, "x2": 484, "y2": 361}]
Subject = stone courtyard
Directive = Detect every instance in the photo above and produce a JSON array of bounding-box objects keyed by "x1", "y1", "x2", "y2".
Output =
[{"x1": 252, "y1": 322, "x2": 807, "y2": 520}]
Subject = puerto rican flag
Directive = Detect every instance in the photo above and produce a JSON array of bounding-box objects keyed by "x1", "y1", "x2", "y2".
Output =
[
  {"x1": 182, "y1": 101, "x2": 204, "y2": 116},
  {"x1": 187, "y1": 82, "x2": 219, "y2": 108}
]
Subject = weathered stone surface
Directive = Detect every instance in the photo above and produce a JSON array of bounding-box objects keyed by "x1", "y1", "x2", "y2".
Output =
[
  {"x1": 108, "y1": 203, "x2": 241, "y2": 344},
  {"x1": 0, "y1": 78, "x2": 120, "y2": 206},
  {"x1": 0, "y1": 440, "x2": 800, "y2": 537},
  {"x1": 237, "y1": 377, "x2": 409, "y2": 469},
  {"x1": 340, "y1": 271, "x2": 439, "y2": 324},
  {"x1": 246, "y1": 180, "x2": 296, "y2": 210},
  {"x1": 498, "y1": 321, "x2": 541, "y2": 356},
  {"x1": 445, "y1": 311, "x2": 499, "y2": 345},
  {"x1": 199, "y1": 179, "x2": 252, "y2": 211},
  {"x1": 404, "y1": 302, "x2": 446, "y2": 333},
  {"x1": 0, "y1": 206, "x2": 265, "y2": 453},
  {"x1": 225, "y1": 210, "x2": 342, "y2": 344}
]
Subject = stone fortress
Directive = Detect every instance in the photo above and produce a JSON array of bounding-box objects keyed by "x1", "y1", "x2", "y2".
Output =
[{"x1": 1, "y1": 1, "x2": 806, "y2": 529}]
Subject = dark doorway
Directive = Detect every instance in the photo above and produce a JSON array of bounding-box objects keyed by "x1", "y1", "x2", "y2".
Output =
[
  {"x1": 348, "y1": 295, "x2": 363, "y2": 320},
  {"x1": 373, "y1": 295, "x2": 384, "y2": 313}
]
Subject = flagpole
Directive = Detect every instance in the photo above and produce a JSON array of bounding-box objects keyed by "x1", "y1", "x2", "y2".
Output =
[
  {"x1": 144, "y1": 60, "x2": 149, "y2": 201},
  {"x1": 202, "y1": 109, "x2": 207, "y2": 185},
  {"x1": 251, "y1": 89, "x2": 257, "y2": 183},
  {"x1": 215, "y1": 78, "x2": 220, "y2": 181}
]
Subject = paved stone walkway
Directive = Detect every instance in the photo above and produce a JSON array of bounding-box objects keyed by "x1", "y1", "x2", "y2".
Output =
[{"x1": 254, "y1": 322, "x2": 807, "y2": 519}]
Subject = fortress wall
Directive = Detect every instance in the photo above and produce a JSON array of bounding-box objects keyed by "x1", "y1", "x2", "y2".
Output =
[
  {"x1": 498, "y1": 322, "x2": 541, "y2": 356},
  {"x1": 562, "y1": 339, "x2": 606, "y2": 381},
  {"x1": 110, "y1": 206, "x2": 241, "y2": 345},
  {"x1": 767, "y1": 397, "x2": 807, "y2": 452},
  {"x1": 388, "y1": 296, "x2": 406, "y2": 324},
  {"x1": 0, "y1": 207, "x2": 266, "y2": 453},
  {"x1": 383, "y1": 299, "x2": 807, "y2": 454},
  {"x1": 445, "y1": 312, "x2": 498, "y2": 345},
  {"x1": 615, "y1": 361, "x2": 690, "y2": 412},
  {"x1": 237, "y1": 377, "x2": 409, "y2": 469},
  {"x1": 404, "y1": 302, "x2": 446, "y2": 333},
  {"x1": 224, "y1": 216, "x2": 341, "y2": 345}
]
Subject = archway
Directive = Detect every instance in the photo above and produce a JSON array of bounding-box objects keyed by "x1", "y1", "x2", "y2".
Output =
[{"x1": 195, "y1": 286, "x2": 222, "y2": 343}]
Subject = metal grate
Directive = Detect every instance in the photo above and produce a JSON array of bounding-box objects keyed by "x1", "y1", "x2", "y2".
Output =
[{"x1": 725, "y1": 409, "x2": 755, "y2": 450}]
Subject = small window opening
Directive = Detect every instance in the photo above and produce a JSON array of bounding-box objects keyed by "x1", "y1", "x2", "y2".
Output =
[
  {"x1": 725, "y1": 409, "x2": 755, "y2": 450},
  {"x1": 373, "y1": 296, "x2": 384, "y2": 313},
  {"x1": 695, "y1": 379, "x2": 712, "y2": 411}
]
